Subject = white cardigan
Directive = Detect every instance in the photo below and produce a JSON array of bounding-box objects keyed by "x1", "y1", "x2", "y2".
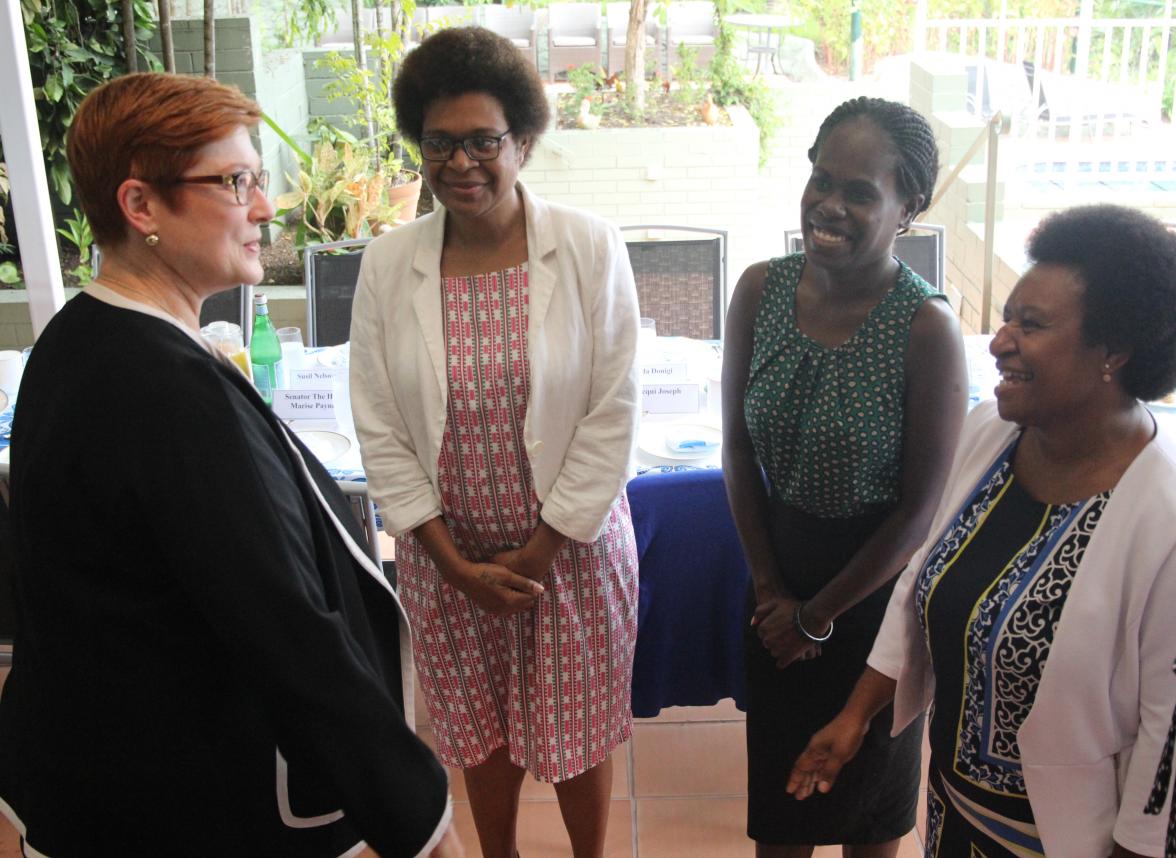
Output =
[
  {"x1": 869, "y1": 400, "x2": 1176, "y2": 856},
  {"x1": 349, "y1": 183, "x2": 640, "y2": 544}
]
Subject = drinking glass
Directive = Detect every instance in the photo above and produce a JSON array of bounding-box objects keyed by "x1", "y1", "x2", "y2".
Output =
[
  {"x1": 276, "y1": 327, "x2": 304, "y2": 388},
  {"x1": 200, "y1": 321, "x2": 252, "y2": 381},
  {"x1": 0, "y1": 350, "x2": 23, "y2": 400}
]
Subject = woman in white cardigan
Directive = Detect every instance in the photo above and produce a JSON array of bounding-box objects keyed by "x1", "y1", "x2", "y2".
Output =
[
  {"x1": 349, "y1": 27, "x2": 640, "y2": 858},
  {"x1": 787, "y1": 205, "x2": 1176, "y2": 858}
]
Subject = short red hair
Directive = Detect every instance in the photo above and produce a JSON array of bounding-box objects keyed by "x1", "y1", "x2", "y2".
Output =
[{"x1": 67, "y1": 73, "x2": 262, "y2": 247}]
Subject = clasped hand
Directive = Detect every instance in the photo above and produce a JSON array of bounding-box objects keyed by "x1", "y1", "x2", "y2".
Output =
[{"x1": 751, "y1": 595, "x2": 822, "y2": 668}]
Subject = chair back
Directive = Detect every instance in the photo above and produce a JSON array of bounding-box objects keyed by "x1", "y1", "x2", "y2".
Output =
[
  {"x1": 667, "y1": 1, "x2": 716, "y2": 35},
  {"x1": 483, "y1": 4, "x2": 535, "y2": 40},
  {"x1": 426, "y1": 5, "x2": 477, "y2": 30},
  {"x1": 784, "y1": 224, "x2": 947, "y2": 293},
  {"x1": 621, "y1": 226, "x2": 727, "y2": 340},
  {"x1": 549, "y1": 2, "x2": 601, "y2": 36},
  {"x1": 199, "y1": 285, "x2": 255, "y2": 344},
  {"x1": 304, "y1": 238, "x2": 372, "y2": 347}
]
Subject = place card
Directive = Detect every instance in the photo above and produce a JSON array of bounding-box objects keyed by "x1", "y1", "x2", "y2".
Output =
[
  {"x1": 641, "y1": 362, "x2": 688, "y2": 383},
  {"x1": 273, "y1": 389, "x2": 336, "y2": 420},
  {"x1": 291, "y1": 367, "x2": 342, "y2": 388},
  {"x1": 643, "y1": 383, "x2": 700, "y2": 414}
]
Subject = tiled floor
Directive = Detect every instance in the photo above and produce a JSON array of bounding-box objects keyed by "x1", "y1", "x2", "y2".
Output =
[{"x1": 0, "y1": 663, "x2": 926, "y2": 857}]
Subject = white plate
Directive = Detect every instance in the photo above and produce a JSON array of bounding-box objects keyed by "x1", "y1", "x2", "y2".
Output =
[
  {"x1": 637, "y1": 420, "x2": 722, "y2": 461},
  {"x1": 0, "y1": 446, "x2": 9, "y2": 465},
  {"x1": 295, "y1": 429, "x2": 352, "y2": 463},
  {"x1": 317, "y1": 344, "x2": 350, "y2": 369}
]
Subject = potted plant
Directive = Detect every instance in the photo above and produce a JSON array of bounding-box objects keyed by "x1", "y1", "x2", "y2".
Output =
[{"x1": 274, "y1": 137, "x2": 412, "y2": 249}]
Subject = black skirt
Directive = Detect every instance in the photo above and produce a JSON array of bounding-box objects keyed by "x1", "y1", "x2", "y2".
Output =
[{"x1": 745, "y1": 498, "x2": 922, "y2": 845}]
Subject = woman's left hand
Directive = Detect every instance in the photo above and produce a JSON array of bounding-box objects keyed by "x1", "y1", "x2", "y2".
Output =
[
  {"x1": 752, "y1": 597, "x2": 821, "y2": 668},
  {"x1": 491, "y1": 546, "x2": 553, "y2": 585}
]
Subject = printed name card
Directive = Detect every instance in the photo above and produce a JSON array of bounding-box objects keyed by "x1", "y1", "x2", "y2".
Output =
[
  {"x1": 642, "y1": 383, "x2": 700, "y2": 414},
  {"x1": 641, "y1": 362, "x2": 688, "y2": 383},
  {"x1": 291, "y1": 367, "x2": 342, "y2": 388},
  {"x1": 272, "y1": 389, "x2": 336, "y2": 419}
]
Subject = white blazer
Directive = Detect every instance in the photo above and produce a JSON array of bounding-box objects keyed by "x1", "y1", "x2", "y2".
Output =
[
  {"x1": 869, "y1": 400, "x2": 1176, "y2": 856},
  {"x1": 349, "y1": 183, "x2": 640, "y2": 544}
]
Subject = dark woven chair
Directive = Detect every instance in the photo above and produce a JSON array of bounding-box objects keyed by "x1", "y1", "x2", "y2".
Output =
[
  {"x1": 621, "y1": 226, "x2": 728, "y2": 340},
  {"x1": 199, "y1": 285, "x2": 254, "y2": 342},
  {"x1": 785, "y1": 223, "x2": 947, "y2": 293},
  {"x1": 303, "y1": 238, "x2": 371, "y2": 348},
  {"x1": 0, "y1": 482, "x2": 14, "y2": 668}
]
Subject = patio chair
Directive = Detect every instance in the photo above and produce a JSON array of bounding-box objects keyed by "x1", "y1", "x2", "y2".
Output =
[
  {"x1": 1022, "y1": 60, "x2": 1155, "y2": 135},
  {"x1": 200, "y1": 285, "x2": 255, "y2": 344},
  {"x1": 664, "y1": 1, "x2": 717, "y2": 78},
  {"x1": 304, "y1": 237, "x2": 371, "y2": 347},
  {"x1": 784, "y1": 223, "x2": 947, "y2": 293},
  {"x1": 621, "y1": 225, "x2": 728, "y2": 339},
  {"x1": 425, "y1": 4, "x2": 478, "y2": 32},
  {"x1": 606, "y1": 1, "x2": 657, "y2": 77},
  {"x1": 547, "y1": 3, "x2": 603, "y2": 82},
  {"x1": 482, "y1": 4, "x2": 538, "y2": 69}
]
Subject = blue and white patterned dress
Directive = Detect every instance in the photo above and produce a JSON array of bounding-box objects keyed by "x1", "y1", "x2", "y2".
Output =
[{"x1": 916, "y1": 435, "x2": 1109, "y2": 857}]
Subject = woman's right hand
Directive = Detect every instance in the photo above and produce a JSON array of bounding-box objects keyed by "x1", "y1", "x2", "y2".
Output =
[
  {"x1": 444, "y1": 558, "x2": 544, "y2": 616},
  {"x1": 785, "y1": 711, "x2": 869, "y2": 800}
]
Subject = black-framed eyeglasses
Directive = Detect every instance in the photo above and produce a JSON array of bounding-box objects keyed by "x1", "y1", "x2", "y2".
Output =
[
  {"x1": 418, "y1": 131, "x2": 511, "y2": 162},
  {"x1": 175, "y1": 169, "x2": 270, "y2": 205}
]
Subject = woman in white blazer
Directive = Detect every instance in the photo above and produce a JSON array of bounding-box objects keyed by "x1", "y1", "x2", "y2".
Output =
[
  {"x1": 786, "y1": 205, "x2": 1176, "y2": 858},
  {"x1": 349, "y1": 27, "x2": 641, "y2": 858}
]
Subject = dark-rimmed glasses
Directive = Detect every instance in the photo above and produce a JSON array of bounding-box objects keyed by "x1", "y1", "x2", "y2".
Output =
[
  {"x1": 176, "y1": 169, "x2": 270, "y2": 205},
  {"x1": 418, "y1": 131, "x2": 511, "y2": 162}
]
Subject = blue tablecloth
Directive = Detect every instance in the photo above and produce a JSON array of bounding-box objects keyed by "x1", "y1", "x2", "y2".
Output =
[{"x1": 627, "y1": 467, "x2": 749, "y2": 717}]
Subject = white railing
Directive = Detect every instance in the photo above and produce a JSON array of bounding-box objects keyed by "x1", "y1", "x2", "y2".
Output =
[{"x1": 914, "y1": 3, "x2": 1174, "y2": 140}]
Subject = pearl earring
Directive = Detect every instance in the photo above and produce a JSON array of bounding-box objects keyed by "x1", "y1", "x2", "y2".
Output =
[
  {"x1": 145, "y1": 233, "x2": 160, "y2": 247},
  {"x1": 1102, "y1": 363, "x2": 1112, "y2": 383}
]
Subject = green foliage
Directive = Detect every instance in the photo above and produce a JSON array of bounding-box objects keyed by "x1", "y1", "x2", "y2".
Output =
[
  {"x1": 0, "y1": 263, "x2": 21, "y2": 287},
  {"x1": 706, "y1": 22, "x2": 779, "y2": 165},
  {"x1": 0, "y1": 163, "x2": 10, "y2": 251},
  {"x1": 55, "y1": 209, "x2": 94, "y2": 281},
  {"x1": 671, "y1": 43, "x2": 706, "y2": 105},
  {"x1": 274, "y1": 0, "x2": 337, "y2": 47},
  {"x1": 273, "y1": 141, "x2": 406, "y2": 248},
  {"x1": 567, "y1": 62, "x2": 606, "y2": 103},
  {"x1": 14, "y1": 0, "x2": 159, "y2": 209}
]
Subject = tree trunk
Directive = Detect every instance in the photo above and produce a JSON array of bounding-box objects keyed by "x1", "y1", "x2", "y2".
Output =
[
  {"x1": 625, "y1": 0, "x2": 648, "y2": 112},
  {"x1": 158, "y1": 0, "x2": 175, "y2": 72},
  {"x1": 351, "y1": 0, "x2": 376, "y2": 144},
  {"x1": 204, "y1": 0, "x2": 216, "y2": 77},
  {"x1": 122, "y1": 0, "x2": 138, "y2": 72},
  {"x1": 373, "y1": 0, "x2": 385, "y2": 41}
]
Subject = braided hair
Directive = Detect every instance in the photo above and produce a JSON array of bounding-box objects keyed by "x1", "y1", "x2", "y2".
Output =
[{"x1": 807, "y1": 97, "x2": 939, "y2": 218}]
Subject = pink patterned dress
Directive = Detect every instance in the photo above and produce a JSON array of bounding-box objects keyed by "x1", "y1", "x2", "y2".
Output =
[{"x1": 395, "y1": 263, "x2": 639, "y2": 782}]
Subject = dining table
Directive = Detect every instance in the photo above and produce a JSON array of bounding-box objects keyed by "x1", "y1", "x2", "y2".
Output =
[{"x1": 723, "y1": 12, "x2": 796, "y2": 76}]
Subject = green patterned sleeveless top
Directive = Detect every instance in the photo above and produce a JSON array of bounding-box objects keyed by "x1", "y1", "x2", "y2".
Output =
[{"x1": 744, "y1": 253, "x2": 942, "y2": 518}]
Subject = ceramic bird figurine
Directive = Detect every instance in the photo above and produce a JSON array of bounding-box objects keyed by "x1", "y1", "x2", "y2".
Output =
[
  {"x1": 576, "y1": 96, "x2": 601, "y2": 130},
  {"x1": 700, "y1": 92, "x2": 721, "y2": 126}
]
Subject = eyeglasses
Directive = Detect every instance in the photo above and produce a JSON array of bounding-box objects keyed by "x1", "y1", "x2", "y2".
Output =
[
  {"x1": 175, "y1": 169, "x2": 270, "y2": 205},
  {"x1": 418, "y1": 131, "x2": 511, "y2": 162}
]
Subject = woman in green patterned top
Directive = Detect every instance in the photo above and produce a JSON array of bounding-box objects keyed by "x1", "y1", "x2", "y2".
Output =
[{"x1": 721, "y1": 97, "x2": 968, "y2": 857}]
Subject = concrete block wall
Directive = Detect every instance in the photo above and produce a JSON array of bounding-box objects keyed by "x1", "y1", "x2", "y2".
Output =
[{"x1": 523, "y1": 104, "x2": 764, "y2": 283}]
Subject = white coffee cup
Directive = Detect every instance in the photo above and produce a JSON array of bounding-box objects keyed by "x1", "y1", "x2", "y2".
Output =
[{"x1": 0, "y1": 350, "x2": 23, "y2": 398}]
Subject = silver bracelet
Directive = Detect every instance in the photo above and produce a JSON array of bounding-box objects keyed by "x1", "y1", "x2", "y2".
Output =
[{"x1": 794, "y1": 601, "x2": 833, "y2": 643}]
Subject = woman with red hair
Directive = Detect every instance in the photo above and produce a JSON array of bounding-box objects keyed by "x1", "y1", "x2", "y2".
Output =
[{"x1": 0, "y1": 73, "x2": 459, "y2": 858}]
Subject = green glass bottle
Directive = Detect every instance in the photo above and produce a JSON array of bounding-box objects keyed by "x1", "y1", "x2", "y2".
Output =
[{"x1": 250, "y1": 293, "x2": 284, "y2": 405}]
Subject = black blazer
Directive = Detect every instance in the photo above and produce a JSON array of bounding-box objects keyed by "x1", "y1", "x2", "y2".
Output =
[{"x1": 0, "y1": 292, "x2": 448, "y2": 856}]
